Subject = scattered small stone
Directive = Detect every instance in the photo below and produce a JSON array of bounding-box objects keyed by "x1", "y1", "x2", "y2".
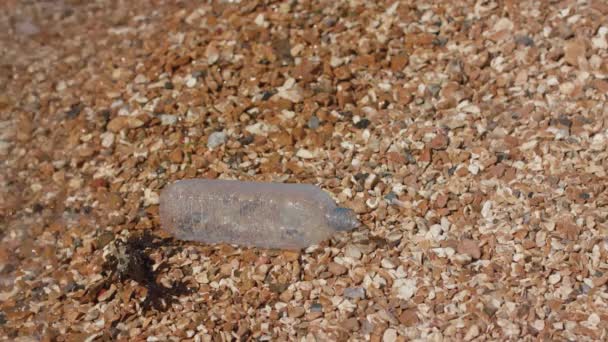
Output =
[
  {"x1": 307, "y1": 115, "x2": 320, "y2": 129},
  {"x1": 206, "y1": 44, "x2": 220, "y2": 65},
  {"x1": 354, "y1": 119, "x2": 370, "y2": 129},
  {"x1": 457, "y1": 239, "x2": 481, "y2": 259},
  {"x1": 344, "y1": 244, "x2": 362, "y2": 259},
  {"x1": 393, "y1": 279, "x2": 417, "y2": 300},
  {"x1": 32, "y1": 203, "x2": 43, "y2": 213},
  {"x1": 342, "y1": 317, "x2": 360, "y2": 331},
  {"x1": 106, "y1": 116, "x2": 144, "y2": 132},
  {"x1": 564, "y1": 40, "x2": 587, "y2": 67},
  {"x1": 296, "y1": 149, "x2": 314, "y2": 159},
  {"x1": 159, "y1": 114, "x2": 178, "y2": 125},
  {"x1": 261, "y1": 90, "x2": 274, "y2": 101},
  {"x1": 96, "y1": 231, "x2": 115, "y2": 249},
  {"x1": 464, "y1": 325, "x2": 480, "y2": 341},
  {"x1": 169, "y1": 149, "x2": 183, "y2": 164},
  {"x1": 343, "y1": 287, "x2": 365, "y2": 299},
  {"x1": 66, "y1": 104, "x2": 82, "y2": 119},
  {"x1": 383, "y1": 328, "x2": 397, "y2": 342},
  {"x1": 430, "y1": 133, "x2": 449, "y2": 150},
  {"x1": 207, "y1": 131, "x2": 227, "y2": 149},
  {"x1": 328, "y1": 262, "x2": 347, "y2": 276},
  {"x1": 288, "y1": 306, "x2": 306, "y2": 318},
  {"x1": 185, "y1": 76, "x2": 197, "y2": 88},
  {"x1": 548, "y1": 273, "x2": 562, "y2": 285},
  {"x1": 515, "y1": 35, "x2": 534, "y2": 46},
  {"x1": 276, "y1": 78, "x2": 303, "y2": 103},
  {"x1": 238, "y1": 135, "x2": 254, "y2": 145},
  {"x1": 310, "y1": 303, "x2": 323, "y2": 312},
  {"x1": 100, "y1": 132, "x2": 115, "y2": 148}
]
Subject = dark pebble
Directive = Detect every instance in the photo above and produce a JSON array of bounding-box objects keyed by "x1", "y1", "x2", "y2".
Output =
[
  {"x1": 310, "y1": 303, "x2": 323, "y2": 312},
  {"x1": 261, "y1": 91, "x2": 274, "y2": 101},
  {"x1": 384, "y1": 192, "x2": 397, "y2": 202},
  {"x1": 354, "y1": 173, "x2": 369, "y2": 181},
  {"x1": 354, "y1": 119, "x2": 370, "y2": 129},
  {"x1": 496, "y1": 152, "x2": 509, "y2": 162},
  {"x1": 515, "y1": 35, "x2": 535, "y2": 46},
  {"x1": 558, "y1": 116, "x2": 573, "y2": 128},
  {"x1": 428, "y1": 84, "x2": 441, "y2": 97},
  {"x1": 405, "y1": 151, "x2": 416, "y2": 164},
  {"x1": 66, "y1": 104, "x2": 82, "y2": 119},
  {"x1": 239, "y1": 135, "x2": 254, "y2": 145},
  {"x1": 32, "y1": 203, "x2": 43, "y2": 213}
]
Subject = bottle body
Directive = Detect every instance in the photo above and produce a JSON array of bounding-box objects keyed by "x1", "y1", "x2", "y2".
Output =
[{"x1": 159, "y1": 179, "x2": 359, "y2": 249}]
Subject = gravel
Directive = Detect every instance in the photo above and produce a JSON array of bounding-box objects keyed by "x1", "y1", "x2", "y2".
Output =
[{"x1": 1, "y1": 0, "x2": 607, "y2": 341}]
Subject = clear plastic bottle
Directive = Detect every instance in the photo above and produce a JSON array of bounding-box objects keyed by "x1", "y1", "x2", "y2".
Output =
[{"x1": 159, "y1": 179, "x2": 360, "y2": 249}]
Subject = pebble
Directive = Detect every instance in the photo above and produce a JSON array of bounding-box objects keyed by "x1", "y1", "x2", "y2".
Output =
[
  {"x1": 185, "y1": 76, "x2": 197, "y2": 88},
  {"x1": 159, "y1": 114, "x2": 178, "y2": 125},
  {"x1": 276, "y1": 78, "x2": 303, "y2": 103},
  {"x1": 310, "y1": 303, "x2": 323, "y2": 312},
  {"x1": 134, "y1": 74, "x2": 148, "y2": 84},
  {"x1": 66, "y1": 104, "x2": 82, "y2": 119},
  {"x1": 296, "y1": 149, "x2": 314, "y2": 159},
  {"x1": 354, "y1": 119, "x2": 370, "y2": 129},
  {"x1": 307, "y1": 115, "x2": 320, "y2": 129},
  {"x1": 564, "y1": 40, "x2": 586, "y2": 67},
  {"x1": 245, "y1": 122, "x2": 277, "y2": 136},
  {"x1": 393, "y1": 278, "x2": 417, "y2": 300},
  {"x1": 382, "y1": 328, "x2": 397, "y2": 342},
  {"x1": 100, "y1": 132, "x2": 115, "y2": 148},
  {"x1": 515, "y1": 35, "x2": 534, "y2": 46},
  {"x1": 206, "y1": 44, "x2": 220, "y2": 65},
  {"x1": 342, "y1": 317, "x2": 359, "y2": 331},
  {"x1": 430, "y1": 133, "x2": 449, "y2": 150},
  {"x1": 207, "y1": 131, "x2": 227, "y2": 149},
  {"x1": 106, "y1": 116, "x2": 144, "y2": 132},
  {"x1": 592, "y1": 27, "x2": 608, "y2": 50},
  {"x1": 328, "y1": 262, "x2": 347, "y2": 276},
  {"x1": 288, "y1": 306, "x2": 306, "y2": 318},
  {"x1": 464, "y1": 325, "x2": 480, "y2": 341},
  {"x1": 548, "y1": 273, "x2": 561, "y2": 285},
  {"x1": 143, "y1": 188, "x2": 159, "y2": 206},
  {"x1": 344, "y1": 244, "x2": 362, "y2": 259},
  {"x1": 343, "y1": 287, "x2": 365, "y2": 299},
  {"x1": 169, "y1": 149, "x2": 183, "y2": 164},
  {"x1": 457, "y1": 239, "x2": 481, "y2": 259}
]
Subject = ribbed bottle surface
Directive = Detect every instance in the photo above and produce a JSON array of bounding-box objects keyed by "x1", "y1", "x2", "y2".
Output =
[{"x1": 159, "y1": 179, "x2": 359, "y2": 249}]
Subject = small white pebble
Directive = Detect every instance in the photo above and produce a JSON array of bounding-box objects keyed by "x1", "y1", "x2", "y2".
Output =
[
  {"x1": 548, "y1": 273, "x2": 561, "y2": 285},
  {"x1": 296, "y1": 149, "x2": 314, "y2": 159},
  {"x1": 101, "y1": 132, "x2": 115, "y2": 148},
  {"x1": 207, "y1": 131, "x2": 227, "y2": 149},
  {"x1": 186, "y1": 76, "x2": 197, "y2": 88}
]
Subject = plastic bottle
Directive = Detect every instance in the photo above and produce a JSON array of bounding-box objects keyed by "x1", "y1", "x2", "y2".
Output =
[{"x1": 159, "y1": 179, "x2": 360, "y2": 249}]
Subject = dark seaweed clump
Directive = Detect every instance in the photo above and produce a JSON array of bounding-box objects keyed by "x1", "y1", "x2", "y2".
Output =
[{"x1": 101, "y1": 231, "x2": 192, "y2": 311}]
